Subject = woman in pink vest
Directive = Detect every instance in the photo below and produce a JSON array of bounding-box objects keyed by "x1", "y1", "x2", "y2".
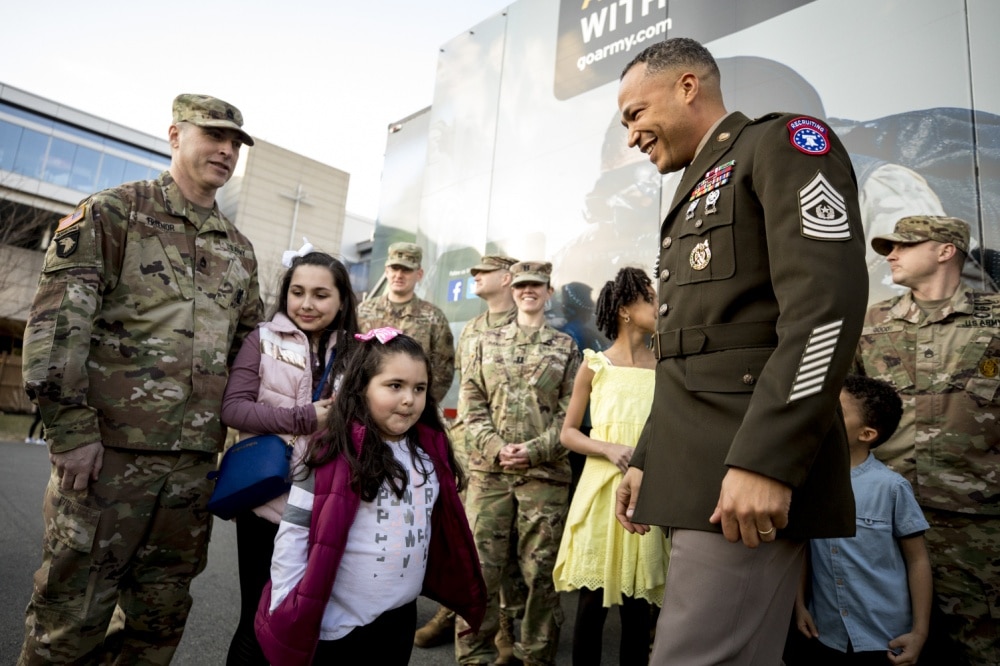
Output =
[{"x1": 220, "y1": 245, "x2": 359, "y2": 665}]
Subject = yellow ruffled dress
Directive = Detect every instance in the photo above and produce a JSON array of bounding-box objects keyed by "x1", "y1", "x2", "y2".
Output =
[{"x1": 553, "y1": 349, "x2": 669, "y2": 607}]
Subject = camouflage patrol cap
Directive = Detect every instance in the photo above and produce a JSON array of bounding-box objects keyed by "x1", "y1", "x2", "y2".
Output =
[
  {"x1": 172, "y1": 94, "x2": 254, "y2": 146},
  {"x1": 510, "y1": 260, "x2": 553, "y2": 286},
  {"x1": 470, "y1": 254, "x2": 518, "y2": 275},
  {"x1": 871, "y1": 215, "x2": 970, "y2": 256},
  {"x1": 386, "y1": 242, "x2": 423, "y2": 269}
]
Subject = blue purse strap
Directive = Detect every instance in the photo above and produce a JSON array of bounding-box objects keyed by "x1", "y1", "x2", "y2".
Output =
[{"x1": 312, "y1": 348, "x2": 336, "y2": 401}]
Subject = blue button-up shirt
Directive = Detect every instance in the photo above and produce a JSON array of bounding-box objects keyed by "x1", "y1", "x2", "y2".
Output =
[{"x1": 808, "y1": 453, "x2": 929, "y2": 652}]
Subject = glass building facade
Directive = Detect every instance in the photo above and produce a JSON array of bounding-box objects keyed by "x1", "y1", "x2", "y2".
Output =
[{"x1": 0, "y1": 99, "x2": 169, "y2": 197}]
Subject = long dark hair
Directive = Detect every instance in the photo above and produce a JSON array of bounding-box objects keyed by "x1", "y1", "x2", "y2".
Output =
[
  {"x1": 272, "y1": 251, "x2": 359, "y2": 380},
  {"x1": 594, "y1": 267, "x2": 654, "y2": 340},
  {"x1": 307, "y1": 333, "x2": 465, "y2": 501}
]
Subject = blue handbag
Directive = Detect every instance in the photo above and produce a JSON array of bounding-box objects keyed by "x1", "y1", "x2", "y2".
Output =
[
  {"x1": 206, "y1": 434, "x2": 293, "y2": 520},
  {"x1": 207, "y1": 348, "x2": 337, "y2": 520}
]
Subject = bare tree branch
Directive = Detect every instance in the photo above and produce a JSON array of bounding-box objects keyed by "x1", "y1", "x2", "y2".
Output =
[{"x1": 0, "y1": 180, "x2": 62, "y2": 325}]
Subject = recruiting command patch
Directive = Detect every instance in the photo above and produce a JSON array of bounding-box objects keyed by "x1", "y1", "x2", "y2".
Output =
[{"x1": 787, "y1": 117, "x2": 830, "y2": 155}]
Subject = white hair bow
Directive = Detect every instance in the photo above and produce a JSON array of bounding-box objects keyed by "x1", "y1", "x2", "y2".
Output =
[{"x1": 281, "y1": 238, "x2": 314, "y2": 268}]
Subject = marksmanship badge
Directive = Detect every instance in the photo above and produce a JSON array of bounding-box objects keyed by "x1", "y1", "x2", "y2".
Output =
[{"x1": 705, "y1": 189, "x2": 720, "y2": 215}]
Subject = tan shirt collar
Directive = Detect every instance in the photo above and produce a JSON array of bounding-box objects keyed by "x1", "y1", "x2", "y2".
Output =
[{"x1": 694, "y1": 112, "x2": 735, "y2": 160}]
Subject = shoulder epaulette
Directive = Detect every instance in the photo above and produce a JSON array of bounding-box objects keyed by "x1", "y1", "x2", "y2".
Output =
[{"x1": 748, "y1": 112, "x2": 784, "y2": 125}]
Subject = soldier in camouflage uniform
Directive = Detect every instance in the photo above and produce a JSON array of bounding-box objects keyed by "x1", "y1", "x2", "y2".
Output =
[
  {"x1": 357, "y1": 242, "x2": 455, "y2": 403},
  {"x1": 855, "y1": 215, "x2": 999, "y2": 666},
  {"x1": 415, "y1": 254, "x2": 522, "y2": 655},
  {"x1": 455, "y1": 261, "x2": 581, "y2": 666},
  {"x1": 453, "y1": 254, "x2": 520, "y2": 472},
  {"x1": 18, "y1": 94, "x2": 263, "y2": 666}
]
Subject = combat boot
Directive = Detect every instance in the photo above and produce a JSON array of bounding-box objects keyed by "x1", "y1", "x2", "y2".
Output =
[
  {"x1": 413, "y1": 605, "x2": 456, "y2": 648},
  {"x1": 493, "y1": 612, "x2": 516, "y2": 664}
]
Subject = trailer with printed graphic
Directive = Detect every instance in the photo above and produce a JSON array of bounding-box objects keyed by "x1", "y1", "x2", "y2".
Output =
[{"x1": 368, "y1": 0, "x2": 1000, "y2": 411}]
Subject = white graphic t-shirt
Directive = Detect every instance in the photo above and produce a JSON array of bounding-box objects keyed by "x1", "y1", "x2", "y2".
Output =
[{"x1": 269, "y1": 437, "x2": 440, "y2": 640}]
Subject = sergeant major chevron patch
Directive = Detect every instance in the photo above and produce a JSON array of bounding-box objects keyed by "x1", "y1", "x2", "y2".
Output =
[{"x1": 798, "y1": 171, "x2": 850, "y2": 241}]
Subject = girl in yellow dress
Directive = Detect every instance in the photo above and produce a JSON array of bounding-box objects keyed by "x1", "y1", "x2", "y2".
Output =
[{"x1": 553, "y1": 267, "x2": 669, "y2": 665}]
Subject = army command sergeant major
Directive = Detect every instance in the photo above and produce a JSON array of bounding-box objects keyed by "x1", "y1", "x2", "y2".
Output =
[{"x1": 613, "y1": 38, "x2": 868, "y2": 665}]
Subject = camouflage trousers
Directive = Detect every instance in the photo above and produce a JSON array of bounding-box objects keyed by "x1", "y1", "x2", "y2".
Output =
[
  {"x1": 19, "y1": 448, "x2": 216, "y2": 666},
  {"x1": 923, "y1": 508, "x2": 1000, "y2": 666},
  {"x1": 449, "y1": 421, "x2": 527, "y2": 618},
  {"x1": 456, "y1": 472, "x2": 569, "y2": 665}
]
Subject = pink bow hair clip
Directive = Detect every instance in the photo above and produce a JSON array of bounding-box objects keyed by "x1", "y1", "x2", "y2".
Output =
[{"x1": 354, "y1": 327, "x2": 402, "y2": 344}]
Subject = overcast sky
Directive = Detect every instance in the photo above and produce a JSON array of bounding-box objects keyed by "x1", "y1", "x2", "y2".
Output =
[{"x1": 3, "y1": 0, "x2": 513, "y2": 219}]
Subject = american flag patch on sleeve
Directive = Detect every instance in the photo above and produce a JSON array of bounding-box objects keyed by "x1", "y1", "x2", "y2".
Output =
[{"x1": 56, "y1": 204, "x2": 86, "y2": 233}]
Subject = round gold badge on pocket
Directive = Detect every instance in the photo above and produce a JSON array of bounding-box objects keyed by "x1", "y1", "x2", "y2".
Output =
[{"x1": 690, "y1": 240, "x2": 711, "y2": 271}]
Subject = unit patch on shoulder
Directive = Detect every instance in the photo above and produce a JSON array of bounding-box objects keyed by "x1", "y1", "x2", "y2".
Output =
[
  {"x1": 798, "y1": 171, "x2": 850, "y2": 241},
  {"x1": 56, "y1": 205, "x2": 86, "y2": 233},
  {"x1": 787, "y1": 117, "x2": 830, "y2": 155},
  {"x1": 55, "y1": 229, "x2": 80, "y2": 258}
]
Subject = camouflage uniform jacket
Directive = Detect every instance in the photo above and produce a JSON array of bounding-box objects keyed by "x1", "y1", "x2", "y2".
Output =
[
  {"x1": 460, "y1": 321, "x2": 580, "y2": 482},
  {"x1": 855, "y1": 284, "x2": 1000, "y2": 514},
  {"x1": 22, "y1": 171, "x2": 263, "y2": 455},
  {"x1": 454, "y1": 306, "x2": 518, "y2": 421},
  {"x1": 358, "y1": 294, "x2": 455, "y2": 403},
  {"x1": 457, "y1": 306, "x2": 518, "y2": 378}
]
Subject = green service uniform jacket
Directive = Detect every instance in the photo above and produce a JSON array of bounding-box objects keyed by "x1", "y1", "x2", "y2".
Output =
[{"x1": 631, "y1": 112, "x2": 868, "y2": 540}]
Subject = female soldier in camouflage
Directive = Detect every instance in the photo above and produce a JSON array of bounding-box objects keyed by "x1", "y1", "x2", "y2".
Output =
[{"x1": 455, "y1": 261, "x2": 581, "y2": 666}]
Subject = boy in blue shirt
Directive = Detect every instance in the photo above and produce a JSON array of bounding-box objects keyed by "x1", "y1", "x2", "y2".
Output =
[{"x1": 794, "y1": 375, "x2": 932, "y2": 665}]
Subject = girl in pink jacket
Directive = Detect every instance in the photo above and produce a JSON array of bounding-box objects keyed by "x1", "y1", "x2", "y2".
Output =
[{"x1": 255, "y1": 329, "x2": 486, "y2": 665}]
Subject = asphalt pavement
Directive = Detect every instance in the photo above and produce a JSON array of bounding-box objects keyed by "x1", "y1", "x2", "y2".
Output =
[{"x1": 0, "y1": 438, "x2": 620, "y2": 664}]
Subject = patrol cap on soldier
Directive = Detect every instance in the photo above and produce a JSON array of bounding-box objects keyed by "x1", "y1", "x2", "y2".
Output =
[
  {"x1": 871, "y1": 215, "x2": 970, "y2": 256},
  {"x1": 470, "y1": 254, "x2": 518, "y2": 276},
  {"x1": 386, "y1": 242, "x2": 423, "y2": 269},
  {"x1": 172, "y1": 94, "x2": 255, "y2": 146},
  {"x1": 510, "y1": 261, "x2": 553, "y2": 286}
]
